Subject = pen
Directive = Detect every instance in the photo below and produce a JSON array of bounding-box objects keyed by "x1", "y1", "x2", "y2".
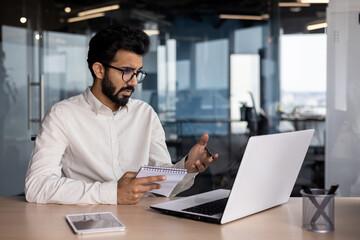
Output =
[
  {"x1": 327, "y1": 184, "x2": 339, "y2": 195},
  {"x1": 205, "y1": 146, "x2": 213, "y2": 158},
  {"x1": 301, "y1": 185, "x2": 313, "y2": 195}
]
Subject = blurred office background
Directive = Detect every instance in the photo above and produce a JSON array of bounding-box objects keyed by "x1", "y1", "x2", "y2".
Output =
[{"x1": 0, "y1": 0, "x2": 359, "y2": 197}]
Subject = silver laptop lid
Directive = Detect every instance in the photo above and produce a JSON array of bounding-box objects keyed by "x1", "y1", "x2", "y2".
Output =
[{"x1": 221, "y1": 129, "x2": 314, "y2": 224}]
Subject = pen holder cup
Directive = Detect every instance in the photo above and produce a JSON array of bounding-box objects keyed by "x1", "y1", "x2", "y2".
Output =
[{"x1": 300, "y1": 189, "x2": 335, "y2": 233}]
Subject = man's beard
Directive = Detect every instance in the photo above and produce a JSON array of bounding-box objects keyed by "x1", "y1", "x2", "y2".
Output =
[{"x1": 101, "y1": 73, "x2": 135, "y2": 107}]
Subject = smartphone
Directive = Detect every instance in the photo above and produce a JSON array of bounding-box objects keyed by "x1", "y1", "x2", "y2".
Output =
[{"x1": 66, "y1": 212, "x2": 126, "y2": 234}]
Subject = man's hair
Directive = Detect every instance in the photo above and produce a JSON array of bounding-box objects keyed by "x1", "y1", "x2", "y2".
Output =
[{"x1": 87, "y1": 24, "x2": 150, "y2": 79}]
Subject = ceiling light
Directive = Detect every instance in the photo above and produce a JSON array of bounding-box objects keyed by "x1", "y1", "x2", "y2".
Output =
[
  {"x1": 144, "y1": 29, "x2": 160, "y2": 36},
  {"x1": 300, "y1": 0, "x2": 329, "y2": 3},
  {"x1": 20, "y1": 17, "x2": 27, "y2": 24},
  {"x1": 78, "y1": 4, "x2": 119, "y2": 17},
  {"x1": 289, "y1": 7, "x2": 302, "y2": 13},
  {"x1": 278, "y1": 2, "x2": 310, "y2": 7},
  {"x1": 68, "y1": 13, "x2": 105, "y2": 23},
  {"x1": 144, "y1": 22, "x2": 159, "y2": 36},
  {"x1": 64, "y1": 7, "x2": 71, "y2": 13},
  {"x1": 219, "y1": 14, "x2": 269, "y2": 21},
  {"x1": 307, "y1": 22, "x2": 327, "y2": 31}
]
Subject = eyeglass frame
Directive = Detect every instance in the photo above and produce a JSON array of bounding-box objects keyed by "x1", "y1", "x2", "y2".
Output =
[{"x1": 101, "y1": 62, "x2": 147, "y2": 84}]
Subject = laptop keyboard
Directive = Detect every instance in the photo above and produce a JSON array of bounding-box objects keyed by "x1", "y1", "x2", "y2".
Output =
[{"x1": 182, "y1": 197, "x2": 228, "y2": 216}]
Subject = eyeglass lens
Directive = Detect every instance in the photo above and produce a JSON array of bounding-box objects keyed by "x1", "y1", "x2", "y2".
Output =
[{"x1": 123, "y1": 69, "x2": 146, "y2": 83}]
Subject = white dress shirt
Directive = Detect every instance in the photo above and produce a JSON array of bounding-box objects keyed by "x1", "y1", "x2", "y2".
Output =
[{"x1": 25, "y1": 87, "x2": 196, "y2": 204}]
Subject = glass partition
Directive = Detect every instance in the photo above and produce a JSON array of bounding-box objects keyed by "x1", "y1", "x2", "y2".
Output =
[
  {"x1": 0, "y1": 25, "x2": 32, "y2": 195},
  {"x1": 0, "y1": 25, "x2": 90, "y2": 195}
]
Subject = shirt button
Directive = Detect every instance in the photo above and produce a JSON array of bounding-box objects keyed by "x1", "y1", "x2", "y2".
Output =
[
  {"x1": 109, "y1": 117, "x2": 113, "y2": 120},
  {"x1": 113, "y1": 140, "x2": 117, "y2": 144},
  {"x1": 114, "y1": 165, "x2": 118, "y2": 169}
]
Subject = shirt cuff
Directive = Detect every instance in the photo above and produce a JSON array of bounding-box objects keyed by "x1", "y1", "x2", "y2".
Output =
[
  {"x1": 100, "y1": 181, "x2": 117, "y2": 204},
  {"x1": 174, "y1": 156, "x2": 186, "y2": 168},
  {"x1": 174, "y1": 155, "x2": 198, "y2": 176}
]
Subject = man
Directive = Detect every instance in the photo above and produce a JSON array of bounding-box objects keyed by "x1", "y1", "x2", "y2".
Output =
[{"x1": 25, "y1": 24, "x2": 218, "y2": 205}]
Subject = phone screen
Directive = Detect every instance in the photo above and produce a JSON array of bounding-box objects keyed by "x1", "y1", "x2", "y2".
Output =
[{"x1": 66, "y1": 212, "x2": 126, "y2": 234}]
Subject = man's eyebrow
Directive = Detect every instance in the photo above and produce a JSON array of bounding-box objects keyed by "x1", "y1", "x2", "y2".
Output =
[{"x1": 119, "y1": 65, "x2": 143, "y2": 70}]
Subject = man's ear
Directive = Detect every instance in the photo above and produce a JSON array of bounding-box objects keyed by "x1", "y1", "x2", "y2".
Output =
[{"x1": 92, "y1": 62, "x2": 105, "y2": 79}]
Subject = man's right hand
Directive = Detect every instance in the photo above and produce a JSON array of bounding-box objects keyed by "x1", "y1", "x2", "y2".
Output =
[{"x1": 117, "y1": 172, "x2": 166, "y2": 205}]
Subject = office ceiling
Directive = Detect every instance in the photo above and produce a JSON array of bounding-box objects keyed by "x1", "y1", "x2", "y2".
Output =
[
  {"x1": 0, "y1": 0, "x2": 327, "y2": 36},
  {"x1": 53, "y1": 0, "x2": 268, "y2": 31},
  {"x1": 56, "y1": 0, "x2": 269, "y2": 20},
  {"x1": 55, "y1": 0, "x2": 327, "y2": 34}
]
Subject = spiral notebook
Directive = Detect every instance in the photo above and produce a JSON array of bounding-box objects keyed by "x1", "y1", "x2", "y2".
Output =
[{"x1": 136, "y1": 165, "x2": 187, "y2": 197}]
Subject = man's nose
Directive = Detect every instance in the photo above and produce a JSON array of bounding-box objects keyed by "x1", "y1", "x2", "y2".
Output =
[{"x1": 127, "y1": 75, "x2": 138, "y2": 86}]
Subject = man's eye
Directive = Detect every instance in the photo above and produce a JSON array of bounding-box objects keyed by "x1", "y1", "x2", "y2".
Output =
[{"x1": 123, "y1": 68, "x2": 133, "y2": 75}]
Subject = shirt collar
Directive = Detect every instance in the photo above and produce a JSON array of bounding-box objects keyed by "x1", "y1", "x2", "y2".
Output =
[{"x1": 83, "y1": 87, "x2": 130, "y2": 115}]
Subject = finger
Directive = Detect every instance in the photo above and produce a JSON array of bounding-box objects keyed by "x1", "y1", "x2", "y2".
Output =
[
  {"x1": 136, "y1": 183, "x2": 162, "y2": 193},
  {"x1": 198, "y1": 133, "x2": 209, "y2": 147},
  {"x1": 195, "y1": 160, "x2": 206, "y2": 172},
  {"x1": 131, "y1": 192, "x2": 147, "y2": 203},
  {"x1": 123, "y1": 172, "x2": 137, "y2": 178},
  {"x1": 203, "y1": 157, "x2": 214, "y2": 167},
  {"x1": 197, "y1": 156, "x2": 214, "y2": 171},
  {"x1": 135, "y1": 175, "x2": 166, "y2": 185},
  {"x1": 212, "y1": 153, "x2": 219, "y2": 161}
]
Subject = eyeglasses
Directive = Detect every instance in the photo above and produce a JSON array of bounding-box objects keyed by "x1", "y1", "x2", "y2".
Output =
[{"x1": 102, "y1": 63, "x2": 147, "y2": 84}]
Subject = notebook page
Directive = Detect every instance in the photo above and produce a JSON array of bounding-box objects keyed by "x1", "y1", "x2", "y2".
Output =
[{"x1": 136, "y1": 165, "x2": 187, "y2": 197}]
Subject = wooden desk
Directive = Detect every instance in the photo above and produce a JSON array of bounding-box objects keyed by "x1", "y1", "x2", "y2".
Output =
[{"x1": 0, "y1": 196, "x2": 359, "y2": 240}]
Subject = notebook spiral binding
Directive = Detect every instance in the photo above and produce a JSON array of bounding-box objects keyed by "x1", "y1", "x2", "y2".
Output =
[{"x1": 141, "y1": 165, "x2": 187, "y2": 174}]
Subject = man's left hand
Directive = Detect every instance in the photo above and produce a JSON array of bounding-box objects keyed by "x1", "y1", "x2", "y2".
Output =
[{"x1": 184, "y1": 133, "x2": 218, "y2": 173}]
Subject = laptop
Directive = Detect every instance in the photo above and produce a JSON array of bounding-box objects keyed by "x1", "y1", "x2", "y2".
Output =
[{"x1": 150, "y1": 129, "x2": 314, "y2": 224}]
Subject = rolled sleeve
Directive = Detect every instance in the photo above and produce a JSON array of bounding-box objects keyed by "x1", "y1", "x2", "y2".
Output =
[{"x1": 171, "y1": 156, "x2": 198, "y2": 196}]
